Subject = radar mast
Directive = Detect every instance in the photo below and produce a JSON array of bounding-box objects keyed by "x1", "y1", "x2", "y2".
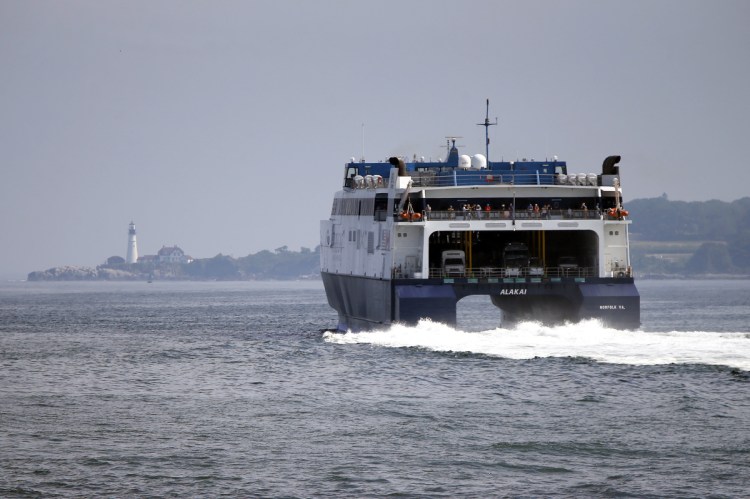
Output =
[{"x1": 477, "y1": 98, "x2": 498, "y2": 161}]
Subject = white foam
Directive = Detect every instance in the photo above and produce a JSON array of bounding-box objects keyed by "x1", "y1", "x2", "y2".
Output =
[{"x1": 322, "y1": 319, "x2": 750, "y2": 371}]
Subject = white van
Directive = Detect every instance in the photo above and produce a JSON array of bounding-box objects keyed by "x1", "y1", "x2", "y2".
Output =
[{"x1": 441, "y1": 250, "x2": 466, "y2": 277}]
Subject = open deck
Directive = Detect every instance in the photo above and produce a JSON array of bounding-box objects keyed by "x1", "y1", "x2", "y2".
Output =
[{"x1": 405, "y1": 208, "x2": 606, "y2": 222}]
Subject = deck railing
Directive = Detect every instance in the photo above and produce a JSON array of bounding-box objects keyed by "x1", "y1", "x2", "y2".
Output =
[
  {"x1": 391, "y1": 266, "x2": 597, "y2": 279},
  {"x1": 424, "y1": 267, "x2": 597, "y2": 279},
  {"x1": 409, "y1": 171, "x2": 572, "y2": 187},
  {"x1": 404, "y1": 209, "x2": 605, "y2": 221}
]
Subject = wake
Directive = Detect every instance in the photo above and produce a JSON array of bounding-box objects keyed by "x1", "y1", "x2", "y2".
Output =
[{"x1": 322, "y1": 319, "x2": 750, "y2": 371}]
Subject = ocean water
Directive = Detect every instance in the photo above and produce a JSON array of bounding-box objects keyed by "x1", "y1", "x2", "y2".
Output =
[{"x1": 1, "y1": 279, "x2": 748, "y2": 497}]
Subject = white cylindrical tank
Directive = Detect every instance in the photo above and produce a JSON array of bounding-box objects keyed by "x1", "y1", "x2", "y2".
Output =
[
  {"x1": 364, "y1": 175, "x2": 373, "y2": 188},
  {"x1": 587, "y1": 173, "x2": 598, "y2": 186},
  {"x1": 557, "y1": 173, "x2": 567, "y2": 185},
  {"x1": 471, "y1": 154, "x2": 487, "y2": 169},
  {"x1": 354, "y1": 175, "x2": 364, "y2": 188},
  {"x1": 459, "y1": 154, "x2": 471, "y2": 169},
  {"x1": 577, "y1": 173, "x2": 587, "y2": 185}
]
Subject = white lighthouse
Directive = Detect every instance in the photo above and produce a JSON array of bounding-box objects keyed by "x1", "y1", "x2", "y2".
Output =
[{"x1": 126, "y1": 221, "x2": 138, "y2": 264}]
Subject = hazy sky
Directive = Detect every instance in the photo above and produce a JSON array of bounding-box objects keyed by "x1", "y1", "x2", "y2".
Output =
[{"x1": 2, "y1": 0, "x2": 749, "y2": 279}]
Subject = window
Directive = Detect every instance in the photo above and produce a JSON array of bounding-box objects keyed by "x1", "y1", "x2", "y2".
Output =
[{"x1": 374, "y1": 193, "x2": 389, "y2": 221}]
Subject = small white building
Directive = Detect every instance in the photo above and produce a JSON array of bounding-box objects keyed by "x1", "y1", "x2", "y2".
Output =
[{"x1": 157, "y1": 245, "x2": 193, "y2": 264}]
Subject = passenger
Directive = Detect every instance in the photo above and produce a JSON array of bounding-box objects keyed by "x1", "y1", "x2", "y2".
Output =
[
  {"x1": 475, "y1": 204, "x2": 482, "y2": 219},
  {"x1": 541, "y1": 204, "x2": 548, "y2": 219},
  {"x1": 425, "y1": 204, "x2": 432, "y2": 220},
  {"x1": 448, "y1": 205, "x2": 455, "y2": 219},
  {"x1": 533, "y1": 204, "x2": 540, "y2": 218}
]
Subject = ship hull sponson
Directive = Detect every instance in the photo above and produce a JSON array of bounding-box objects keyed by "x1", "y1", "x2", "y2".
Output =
[
  {"x1": 322, "y1": 272, "x2": 640, "y2": 331},
  {"x1": 489, "y1": 280, "x2": 640, "y2": 328},
  {"x1": 321, "y1": 272, "x2": 393, "y2": 331},
  {"x1": 321, "y1": 272, "x2": 459, "y2": 331}
]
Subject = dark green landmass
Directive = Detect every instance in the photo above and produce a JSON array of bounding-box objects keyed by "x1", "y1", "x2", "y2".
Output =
[
  {"x1": 627, "y1": 196, "x2": 750, "y2": 277},
  {"x1": 27, "y1": 197, "x2": 750, "y2": 281}
]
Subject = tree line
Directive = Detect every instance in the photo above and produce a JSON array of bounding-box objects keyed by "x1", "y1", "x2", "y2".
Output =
[
  {"x1": 627, "y1": 196, "x2": 750, "y2": 274},
  {"x1": 184, "y1": 246, "x2": 320, "y2": 280}
]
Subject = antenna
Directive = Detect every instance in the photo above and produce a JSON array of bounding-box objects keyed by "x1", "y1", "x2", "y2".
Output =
[
  {"x1": 361, "y1": 123, "x2": 365, "y2": 162},
  {"x1": 441, "y1": 136, "x2": 464, "y2": 155},
  {"x1": 476, "y1": 98, "x2": 498, "y2": 161}
]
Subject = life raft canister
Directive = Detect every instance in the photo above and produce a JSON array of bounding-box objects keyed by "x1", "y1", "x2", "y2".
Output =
[{"x1": 400, "y1": 211, "x2": 422, "y2": 221}]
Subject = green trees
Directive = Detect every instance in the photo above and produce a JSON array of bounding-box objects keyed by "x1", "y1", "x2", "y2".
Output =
[
  {"x1": 184, "y1": 247, "x2": 322, "y2": 280},
  {"x1": 628, "y1": 197, "x2": 750, "y2": 242},
  {"x1": 628, "y1": 197, "x2": 750, "y2": 274},
  {"x1": 727, "y1": 230, "x2": 750, "y2": 271},
  {"x1": 684, "y1": 243, "x2": 735, "y2": 273}
]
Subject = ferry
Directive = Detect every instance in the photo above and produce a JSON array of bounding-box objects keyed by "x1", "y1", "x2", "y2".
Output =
[{"x1": 320, "y1": 103, "x2": 640, "y2": 331}]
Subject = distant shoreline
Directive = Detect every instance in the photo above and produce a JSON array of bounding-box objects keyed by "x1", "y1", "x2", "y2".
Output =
[{"x1": 27, "y1": 248, "x2": 322, "y2": 282}]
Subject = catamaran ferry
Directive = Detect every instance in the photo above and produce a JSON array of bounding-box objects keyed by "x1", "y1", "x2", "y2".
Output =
[{"x1": 320, "y1": 104, "x2": 640, "y2": 331}]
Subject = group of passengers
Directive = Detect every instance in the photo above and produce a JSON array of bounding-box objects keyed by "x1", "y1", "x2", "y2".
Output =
[
  {"x1": 422, "y1": 201, "x2": 600, "y2": 220},
  {"x1": 525, "y1": 203, "x2": 552, "y2": 219},
  {"x1": 424, "y1": 203, "x2": 511, "y2": 220},
  {"x1": 461, "y1": 203, "x2": 490, "y2": 219}
]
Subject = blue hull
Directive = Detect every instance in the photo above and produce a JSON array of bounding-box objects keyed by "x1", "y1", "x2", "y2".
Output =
[{"x1": 321, "y1": 272, "x2": 640, "y2": 331}]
